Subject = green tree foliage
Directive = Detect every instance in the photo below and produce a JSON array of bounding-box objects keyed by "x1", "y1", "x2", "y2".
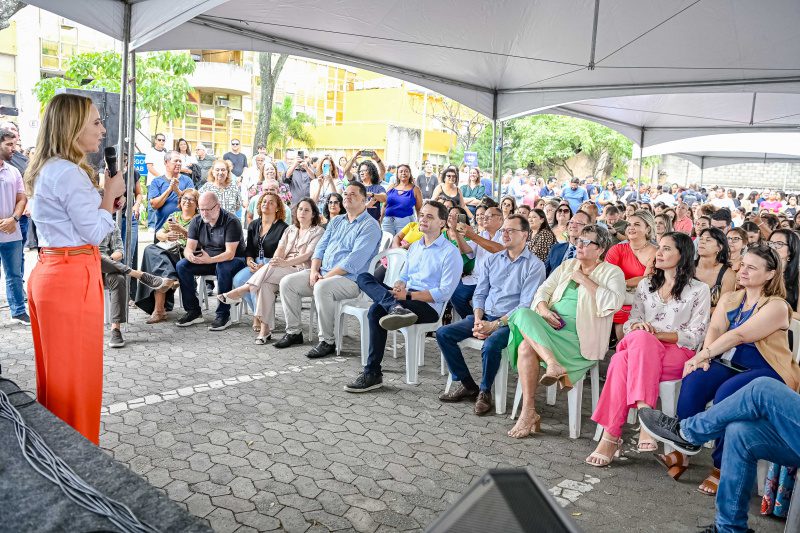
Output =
[
  {"x1": 33, "y1": 51, "x2": 196, "y2": 133},
  {"x1": 267, "y1": 96, "x2": 315, "y2": 153},
  {"x1": 511, "y1": 115, "x2": 632, "y2": 177},
  {"x1": 449, "y1": 124, "x2": 516, "y2": 172}
]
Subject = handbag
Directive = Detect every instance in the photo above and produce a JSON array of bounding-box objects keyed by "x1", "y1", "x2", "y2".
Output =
[{"x1": 157, "y1": 241, "x2": 182, "y2": 263}]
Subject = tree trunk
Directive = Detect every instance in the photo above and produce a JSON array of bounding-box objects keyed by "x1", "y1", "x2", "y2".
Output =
[
  {"x1": 254, "y1": 52, "x2": 288, "y2": 156},
  {"x1": 0, "y1": 1, "x2": 23, "y2": 31}
]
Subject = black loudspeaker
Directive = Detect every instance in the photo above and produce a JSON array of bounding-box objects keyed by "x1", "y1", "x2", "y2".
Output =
[
  {"x1": 56, "y1": 87, "x2": 120, "y2": 174},
  {"x1": 426, "y1": 469, "x2": 582, "y2": 533}
]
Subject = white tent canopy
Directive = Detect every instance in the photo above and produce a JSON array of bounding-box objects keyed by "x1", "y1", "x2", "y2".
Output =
[
  {"x1": 641, "y1": 132, "x2": 800, "y2": 169},
  {"x1": 26, "y1": 0, "x2": 800, "y2": 124}
]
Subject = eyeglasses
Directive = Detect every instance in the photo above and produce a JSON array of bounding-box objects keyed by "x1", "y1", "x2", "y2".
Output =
[
  {"x1": 328, "y1": 200, "x2": 341, "y2": 205},
  {"x1": 727, "y1": 237, "x2": 743, "y2": 243},
  {"x1": 499, "y1": 228, "x2": 527, "y2": 235},
  {"x1": 484, "y1": 213, "x2": 502, "y2": 219},
  {"x1": 231, "y1": 142, "x2": 240, "y2": 146},
  {"x1": 568, "y1": 219, "x2": 587, "y2": 227},
  {"x1": 767, "y1": 241, "x2": 788, "y2": 250},
  {"x1": 155, "y1": 138, "x2": 165, "y2": 142},
  {"x1": 576, "y1": 238, "x2": 600, "y2": 248},
  {"x1": 557, "y1": 209, "x2": 571, "y2": 214},
  {"x1": 198, "y1": 203, "x2": 219, "y2": 212},
  {"x1": 181, "y1": 197, "x2": 196, "y2": 203},
  {"x1": 475, "y1": 215, "x2": 486, "y2": 220}
]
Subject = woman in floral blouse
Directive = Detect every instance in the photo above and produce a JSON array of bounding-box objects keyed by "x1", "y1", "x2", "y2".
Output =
[
  {"x1": 199, "y1": 159, "x2": 243, "y2": 215},
  {"x1": 587, "y1": 231, "x2": 710, "y2": 466},
  {"x1": 526, "y1": 208, "x2": 556, "y2": 262}
]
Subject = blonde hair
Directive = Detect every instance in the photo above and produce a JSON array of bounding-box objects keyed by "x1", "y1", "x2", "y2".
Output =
[
  {"x1": 631, "y1": 209, "x2": 658, "y2": 243},
  {"x1": 24, "y1": 93, "x2": 96, "y2": 195},
  {"x1": 208, "y1": 158, "x2": 233, "y2": 187}
]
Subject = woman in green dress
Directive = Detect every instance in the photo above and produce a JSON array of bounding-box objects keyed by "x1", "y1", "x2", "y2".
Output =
[{"x1": 507, "y1": 224, "x2": 626, "y2": 438}]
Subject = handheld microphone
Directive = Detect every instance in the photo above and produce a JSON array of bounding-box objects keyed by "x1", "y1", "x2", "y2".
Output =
[{"x1": 104, "y1": 146, "x2": 123, "y2": 209}]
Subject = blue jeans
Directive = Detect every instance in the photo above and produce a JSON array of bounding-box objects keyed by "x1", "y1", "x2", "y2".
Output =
[
  {"x1": 450, "y1": 281, "x2": 476, "y2": 319},
  {"x1": 356, "y1": 272, "x2": 439, "y2": 374},
  {"x1": 436, "y1": 315, "x2": 509, "y2": 392},
  {"x1": 380, "y1": 214, "x2": 415, "y2": 235},
  {"x1": 681, "y1": 378, "x2": 800, "y2": 533},
  {"x1": 232, "y1": 258, "x2": 269, "y2": 310},
  {"x1": 176, "y1": 257, "x2": 246, "y2": 319},
  {"x1": 0, "y1": 239, "x2": 26, "y2": 316},
  {"x1": 18, "y1": 214, "x2": 29, "y2": 275},
  {"x1": 120, "y1": 214, "x2": 139, "y2": 299},
  {"x1": 677, "y1": 345, "x2": 783, "y2": 467}
]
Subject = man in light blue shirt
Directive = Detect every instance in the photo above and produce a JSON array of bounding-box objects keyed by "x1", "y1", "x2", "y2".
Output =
[
  {"x1": 275, "y1": 182, "x2": 381, "y2": 358},
  {"x1": 561, "y1": 176, "x2": 589, "y2": 214},
  {"x1": 344, "y1": 200, "x2": 462, "y2": 393},
  {"x1": 437, "y1": 214, "x2": 546, "y2": 415}
]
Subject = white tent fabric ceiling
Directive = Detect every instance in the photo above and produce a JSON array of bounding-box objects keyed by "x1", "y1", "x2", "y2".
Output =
[
  {"x1": 641, "y1": 132, "x2": 800, "y2": 169},
  {"x1": 26, "y1": 0, "x2": 800, "y2": 141}
]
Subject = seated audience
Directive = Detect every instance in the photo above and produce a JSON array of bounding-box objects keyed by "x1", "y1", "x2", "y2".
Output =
[
  {"x1": 99, "y1": 224, "x2": 167, "y2": 347},
  {"x1": 499, "y1": 195, "x2": 517, "y2": 220},
  {"x1": 661, "y1": 245, "x2": 800, "y2": 495},
  {"x1": 443, "y1": 206, "x2": 478, "y2": 284},
  {"x1": 768, "y1": 229, "x2": 800, "y2": 318},
  {"x1": 726, "y1": 227, "x2": 747, "y2": 273},
  {"x1": 606, "y1": 210, "x2": 658, "y2": 341},
  {"x1": 526, "y1": 208, "x2": 556, "y2": 262},
  {"x1": 381, "y1": 164, "x2": 422, "y2": 234},
  {"x1": 461, "y1": 167, "x2": 485, "y2": 216},
  {"x1": 199, "y1": 159, "x2": 243, "y2": 215},
  {"x1": 310, "y1": 155, "x2": 342, "y2": 213},
  {"x1": 543, "y1": 209, "x2": 591, "y2": 276},
  {"x1": 321, "y1": 192, "x2": 343, "y2": 227},
  {"x1": 506, "y1": 225, "x2": 625, "y2": 438},
  {"x1": 515, "y1": 204, "x2": 532, "y2": 217},
  {"x1": 231, "y1": 193, "x2": 289, "y2": 325},
  {"x1": 639, "y1": 378, "x2": 800, "y2": 533},
  {"x1": 552, "y1": 202, "x2": 572, "y2": 242},
  {"x1": 275, "y1": 182, "x2": 381, "y2": 357},
  {"x1": 603, "y1": 205, "x2": 627, "y2": 244},
  {"x1": 432, "y1": 167, "x2": 472, "y2": 220},
  {"x1": 147, "y1": 150, "x2": 194, "y2": 233},
  {"x1": 673, "y1": 201, "x2": 693, "y2": 235},
  {"x1": 218, "y1": 198, "x2": 324, "y2": 343},
  {"x1": 695, "y1": 228, "x2": 736, "y2": 313},
  {"x1": 174, "y1": 192, "x2": 246, "y2": 330},
  {"x1": 449, "y1": 206, "x2": 504, "y2": 319},
  {"x1": 588, "y1": 232, "x2": 710, "y2": 466},
  {"x1": 136, "y1": 189, "x2": 200, "y2": 323},
  {"x1": 246, "y1": 169, "x2": 291, "y2": 226},
  {"x1": 438, "y1": 214, "x2": 546, "y2": 414},
  {"x1": 655, "y1": 213, "x2": 673, "y2": 241},
  {"x1": 343, "y1": 201, "x2": 461, "y2": 392}
]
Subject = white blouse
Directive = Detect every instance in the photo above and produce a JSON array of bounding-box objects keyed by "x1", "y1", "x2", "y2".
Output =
[
  {"x1": 624, "y1": 277, "x2": 711, "y2": 351},
  {"x1": 31, "y1": 158, "x2": 114, "y2": 247}
]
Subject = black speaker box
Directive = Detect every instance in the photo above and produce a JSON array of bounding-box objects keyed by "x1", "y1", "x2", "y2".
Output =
[{"x1": 426, "y1": 469, "x2": 582, "y2": 533}]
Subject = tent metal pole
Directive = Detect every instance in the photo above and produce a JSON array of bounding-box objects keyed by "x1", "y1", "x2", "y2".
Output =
[
  {"x1": 490, "y1": 119, "x2": 497, "y2": 199},
  {"x1": 496, "y1": 121, "x2": 504, "y2": 202},
  {"x1": 699, "y1": 156, "x2": 705, "y2": 187},
  {"x1": 587, "y1": 0, "x2": 600, "y2": 70},
  {"x1": 117, "y1": 1, "x2": 131, "y2": 321},
  {"x1": 124, "y1": 51, "x2": 136, "y2": 270},
  {"x1": 636, "y1": 129, "x2": 644, "y2": 194}
]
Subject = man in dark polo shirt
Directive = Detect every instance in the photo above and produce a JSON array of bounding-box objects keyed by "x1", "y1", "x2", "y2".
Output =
[{"x1": 175, "y1": 191, "x2": 246, "y2": 330}]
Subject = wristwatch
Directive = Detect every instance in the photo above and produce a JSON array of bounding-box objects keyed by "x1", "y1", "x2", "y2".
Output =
[
  {"x1": 12, "y1": 214, "x2": 19, "y2": 222},
  {"x1": 499, "y1": 316, "x2": 508, "y2": 327},
  {"x1": 406, "y1": 291, "x2": 413, "y2": 301}
]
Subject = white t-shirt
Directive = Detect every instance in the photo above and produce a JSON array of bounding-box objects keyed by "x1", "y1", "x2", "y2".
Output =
[
  {"x1": 710, "y1": 197, "x2": 737, "y2": 212},
  {"x1": 145, "y1": 148, "x2": 166, "y2": 185},
  {"x1": 654, "y1": 193, "x2": 676, "y2": 206}
]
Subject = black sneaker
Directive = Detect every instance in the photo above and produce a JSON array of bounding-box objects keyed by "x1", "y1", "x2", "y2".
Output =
[
  {"x1": 11, "y1": 312, "x2": 31, "y2": 326},
  {"x1": 638, "y1": 408, "x2": 702, "y2": 455},
  {"x1": 344, "y1": 371, "x2": 383, "y2": 393},
  {"x1": 139, "y1": 272, "x2": 167, "y2": 290},
  {"x1": 205, "y1": 281, "x2": 215, "y2": 296},
  {"x1": 208, "y1": 316, "x2": 232, "y2": 331},
  {"x1": 274, "y1": 332, "x2": 304, "y2": 349},
  {"x1": 176, "y1": 310, "x2": 204, "y2": 327},
  {"x1": 306, "y1": 341, "x2": 336, "y2": 359},
  {"x1": 379, "y1": 305, "x2": 418, "y2": 331},
  {"x1": 108, "y1": 328, "x2": 126, "y2": 348}
]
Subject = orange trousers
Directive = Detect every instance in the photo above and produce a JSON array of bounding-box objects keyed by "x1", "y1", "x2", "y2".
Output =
[{"x1": 29, "y1": 245, "x2": 104, "y2": 444}]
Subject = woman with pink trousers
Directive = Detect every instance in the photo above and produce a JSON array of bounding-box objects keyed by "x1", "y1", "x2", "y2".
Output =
[{"x1": 586, "y1": 231, "x2": 710, "y2": 466}]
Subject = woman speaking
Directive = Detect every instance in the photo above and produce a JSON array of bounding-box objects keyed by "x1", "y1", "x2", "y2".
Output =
[{"x1": 24, "y1": 93, "x2": 125, "y2": 444}]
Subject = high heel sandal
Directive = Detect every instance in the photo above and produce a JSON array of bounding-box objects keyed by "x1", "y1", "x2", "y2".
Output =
[
  {"x1": 585, "y1": 436, "x2": 623, "y2": 467},
  {"x1": 217, "y1": 292, "x2": 242, "y2": 305},
  {"x1": 539, "y1": 366, "x2": 573, "y2": 390},
  {"x1": 656, "y1": 450, "x2": 689, "y2": 480},
  {"x1": 507, "y1": 409, "x2": 541, "y2": 439}
]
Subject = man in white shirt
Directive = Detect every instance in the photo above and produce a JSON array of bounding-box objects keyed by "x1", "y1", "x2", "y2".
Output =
[
  {"x1": 0, "y1": 127, "x2": 28, "y2": 324},
  {"x1": 145, "y1": 133, "x2": 167, "y2": 186},
  {"x1": 710, "y1": 187, "x2": 737, "y2": 211}
]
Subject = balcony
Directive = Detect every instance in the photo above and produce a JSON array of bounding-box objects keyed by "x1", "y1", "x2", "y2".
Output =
[{"x1": 187, "y1": 62, "x2": 252, "y2": 95}]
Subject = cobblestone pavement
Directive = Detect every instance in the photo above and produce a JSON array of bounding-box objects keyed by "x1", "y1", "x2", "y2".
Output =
[{"x1": 0, "y1": 249, "x2": 786, "y2": 532}]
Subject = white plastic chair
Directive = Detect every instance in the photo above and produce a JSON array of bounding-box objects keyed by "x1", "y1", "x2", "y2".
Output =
[
  {"x1": 379, "y1": 231, "x2": 393, "y2": 251},
  {"x1": 512, "y1": 362, "x2": 600, "y2": 439},
  {"x1": 333, "y1": 248, "x2": 408, "y2": 362},
  {"x1": 397, "y1": 316, "x2": 443, "y2": 385},
  {"x1": 442, "y1": 338, "x2": 510, "y2": 414},
  {"x1": 199, "y1": 274, "x2": 242, "y2": 322},
  {"x1": 103, "y1": 288, "x2": 112, "y2": 325}
]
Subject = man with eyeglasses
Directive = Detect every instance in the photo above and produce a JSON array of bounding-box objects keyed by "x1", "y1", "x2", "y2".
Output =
[
  {"x1": 145, "y1": 133, "x2": 167, "y2": 186},
  {"x1": 175, "y1": 191, "x2": 246, "y2": 330},
  {"x1": 543, "y1": 209, "x2": 591, "y2": 275},
  {"x1": 437, "y1": 214, "x2": 545, "y2": 413},
  {"x1": 223, "y1": 138, "x2": 248, "y2": 179},
  {"x1": 344, "y1": 200, "x2": 463, "y2": 392},
  {"x1": 275, "y1": 182, "x2": 381, "y2": 358},
  {"x1": 147, "y1": 151, "x2": 194, "y2": 234},
  {"x1": 449, "y1": 206, "x2": 505, "y2": 319}
]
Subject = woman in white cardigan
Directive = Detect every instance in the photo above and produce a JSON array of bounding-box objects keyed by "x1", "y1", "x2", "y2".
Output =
[{"x1": 506, "y1": 224, "x2": 626, "y2": 438}]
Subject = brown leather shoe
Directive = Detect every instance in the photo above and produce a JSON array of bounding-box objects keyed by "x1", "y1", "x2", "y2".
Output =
[
  {"x1": 474, "y1": 391, "x2": 493, "y2": 415},
  {"x1": 438, "y1": 383, "x2": 479, "y2": 403}
]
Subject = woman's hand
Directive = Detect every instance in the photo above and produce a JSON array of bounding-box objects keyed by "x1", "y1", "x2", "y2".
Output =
[
  {"x1": 682, "y1": 352, "x2": 711, "y2": 377},
  {"x1": 536, "y1": 303, "x2": 561, "y2": 328},
  {"x1": 166, "y1": 231, "x2": 180, "y2": 242},
  {"x1": 103, "y1": 170, "x2": 125, "y2": 199},
  {"x1": 270, "y1": 257, "x2": 287, "y2": 268},
  {"x1": 570, "y1": 270, "x2": 589, "y2": 285}
]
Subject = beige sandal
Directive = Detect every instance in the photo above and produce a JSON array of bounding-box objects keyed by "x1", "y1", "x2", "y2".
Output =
[{"x1": 585, "y1": 436, "x2": 623, "y2": 467}]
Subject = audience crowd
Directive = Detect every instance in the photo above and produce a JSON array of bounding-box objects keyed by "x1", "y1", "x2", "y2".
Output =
[{"x1": 4, "y1": 134, "x2": 800, "y2": 533}]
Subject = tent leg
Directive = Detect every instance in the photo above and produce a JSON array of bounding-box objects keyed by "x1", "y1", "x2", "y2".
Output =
[
  {"x1": 490, "y1": 119, "x2": 497, "y2": 200},
  {"x1": 496, "y1": 121, "x2": 504, "y2": 202},
  {"x1": 636, "y1": 128, "x2": 644, "y2": 196}
]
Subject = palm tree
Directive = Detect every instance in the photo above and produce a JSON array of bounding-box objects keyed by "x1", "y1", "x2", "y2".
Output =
[{"x1": 267, "y1": 96, "x2": 316, "y2": 153}]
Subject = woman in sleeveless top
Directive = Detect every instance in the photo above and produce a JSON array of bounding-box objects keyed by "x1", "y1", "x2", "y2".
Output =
[
  {"x1": 381, "y1": 164, "x2": 422, "y2": 235},
  {"x1": 432, "y1": 167, "x2": 472, "y2": 220},
  {"x1": 654, "y1": 245, "x2": 800, "y2": 496},
  {"x1": 695, "y1": 228, "x2": 736, "y2": 312},
  {"x1": 26, "y1": 93, "x2": 126, "y2": 444}
]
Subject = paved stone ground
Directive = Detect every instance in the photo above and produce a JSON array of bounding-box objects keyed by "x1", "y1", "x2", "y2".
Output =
[{"x1": 0, "y1": 247, "x2": 788, "y2": 532}]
